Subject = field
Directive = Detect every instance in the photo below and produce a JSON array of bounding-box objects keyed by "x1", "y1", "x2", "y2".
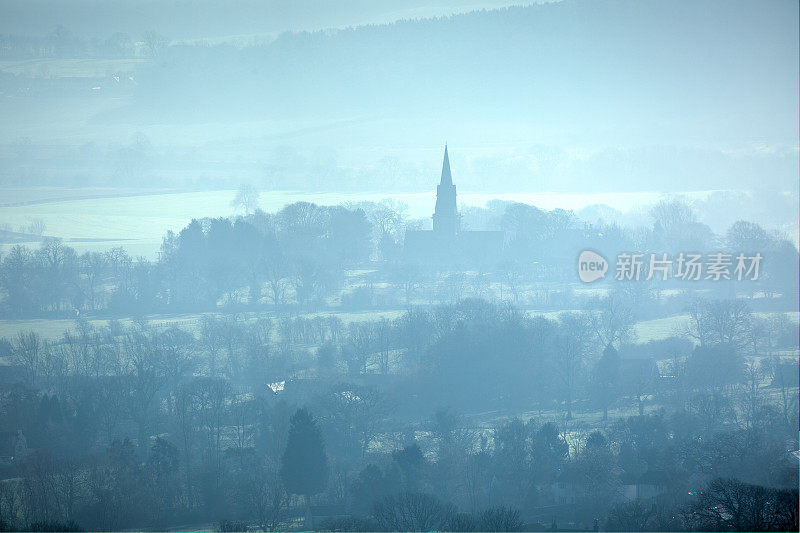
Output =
[
  {"x1": 0, "y1": 58, "x2": 150, "y2": 78},
  {"x1": 1, "y1": 188, "x2": 239, "y2": 257},
  {"x1": 632, "y1": 311, "x2": 800, "y2": 344}
]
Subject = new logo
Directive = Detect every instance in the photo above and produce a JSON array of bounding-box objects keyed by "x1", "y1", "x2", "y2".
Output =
[{"x1": 578, "y1": 250, "x2": 608, "y2": 283}]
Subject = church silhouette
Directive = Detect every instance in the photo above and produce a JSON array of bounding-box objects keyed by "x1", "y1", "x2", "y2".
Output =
[{"x1": 404, "y1": 146, "x2": 504, "y2": 266}]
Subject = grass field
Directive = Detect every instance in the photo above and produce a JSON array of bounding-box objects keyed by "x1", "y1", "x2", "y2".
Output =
[
  {"x1": 632, "y1": 312, "x2": 800, "y2": 343},
  {"x1": 0, "y1": 58, "x2": 150, "y2": 78},
  {"x1": 0, "y1": 186, "x2": 175, "y2": 205},
  {"x1": 0, "y1": 189, "x2": 233, "y2": 257},
  {"x1": 634, "y1": 314, "x2": 688, "y2": 342}
]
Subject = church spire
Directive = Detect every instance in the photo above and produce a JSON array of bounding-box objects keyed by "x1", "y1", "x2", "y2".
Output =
[
  {"x1": 440, "y1": 144, "x2": 452, "y2": 186},
  {"x1": 433, "y1": 144, "x2": 458, "y2": 236}
]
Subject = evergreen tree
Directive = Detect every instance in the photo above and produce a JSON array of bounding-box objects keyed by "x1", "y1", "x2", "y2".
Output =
[
  {"x1": 592, "y1": 343, "x2": 621, "y2": 420},
  {"x1": 280, "y1": 408, "x2": 328, "y2": 525}
]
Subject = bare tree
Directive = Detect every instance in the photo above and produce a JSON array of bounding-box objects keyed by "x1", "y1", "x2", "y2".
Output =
[
  {"x1": 27, "y1": 218, "x2": 47, "y2": 236},
  {"x1": 143, "y1": 30, "x2": 168, "y2": 57},
  {"x1": 244, "y1": 471, "x2": 288, "y2": 532},
  {"x1": 477, "y1": 506, "x2": 524, "y2": 532},
  {"x1": 650, "y1": 198, "x2": 696, "y2": 234},
  {"x1": 12, "y1": 332, "x2": 45, "y2": 386},
  {"x1": 231, "y1": 184, "x2": 261, "y2": 215},
  {"x1": 373, "y1": 492, "x2": 455, "y2": 532},
  {"x1": 80, "y1": 251, "x2": 107, "y2": 311},
  {"x1": 555, "y1": 312, "x2": 594, "y2": 419},
  {"x1": 686, "y1": 478, "x2": 796, "y2": 532},
  {"x1": 344, "y1": 321, "x2": 375, "y2": 376},
  {"x1": 685, "y1": 298, "x2": 753, "y2": 350},
  {"x1": 588, "y1": 293, "x2": 636, "y2": 348}
]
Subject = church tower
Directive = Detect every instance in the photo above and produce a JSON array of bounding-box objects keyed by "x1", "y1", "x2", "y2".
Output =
[{"x1": 433, "y1": 145, "x2": 460, "y2": 236}]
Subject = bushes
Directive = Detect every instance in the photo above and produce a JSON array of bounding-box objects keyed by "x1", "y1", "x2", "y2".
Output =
[
  {"x1": 445, "y1": 507, "x2": 524, "y2": 532},
  {"x1": 684, "y1": 478, "x2": 799, "y2": 532},
  {"x1": 319, "y1": 515, "x2": 379, "y2": 532},
  {"x1": 476, "y1": 506, "x2": 524, "y2": 532},
  {"x1": 26, "y1": 521, "x2": 83, "y2": 532},
  {"x1": 444, "y1": 512, "x2": 477, "y2": 532},
  {"x1": 605, "y1": 500, "x2": 660, "y2": 532},
  {"x1": 216, "y1": 519, "x2": 248, "y2": 532},
  {"x1": 334, "y1": 494, "x2": 527, "y2": 532},
  {"x1": 372, "y1": 492, "x2": 456, "y2": 532}
]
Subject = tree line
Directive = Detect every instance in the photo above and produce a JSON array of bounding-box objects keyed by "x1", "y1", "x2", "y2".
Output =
[
  {"x1": 0, "y1": 296, "x2": 796, "y2": 530},
  {"x1": 1, "y1": 199, "x2": 797, "y2": 318}
]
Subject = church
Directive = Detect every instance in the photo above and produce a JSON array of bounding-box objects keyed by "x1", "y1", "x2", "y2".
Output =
[{"x1": 403, "y1": 146, "x2": 504, "y2": 266}]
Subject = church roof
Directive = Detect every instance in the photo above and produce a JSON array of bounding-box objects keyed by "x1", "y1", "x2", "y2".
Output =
[{"x1": 440, "y1": 145, "x2": 452, "y2": 186}]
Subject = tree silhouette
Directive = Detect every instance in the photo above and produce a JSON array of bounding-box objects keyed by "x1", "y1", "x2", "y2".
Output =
[
  {"x1": 280, "y1": 408, "x2": 328, "y2": 525},
  {"x1": 591, "y1": 343, "x2": 621, "y2": 420},
  {"x1": 231, "y1": 184, "x2": 260, "y2": 215}
]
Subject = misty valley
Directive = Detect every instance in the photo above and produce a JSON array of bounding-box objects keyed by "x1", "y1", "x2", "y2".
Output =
[
  {"x1": 0, "y1": 1, "x2": 798, "y2": 532},
  {"x1": 0, "y1": 150, "x2": 797, "y2": 532}
]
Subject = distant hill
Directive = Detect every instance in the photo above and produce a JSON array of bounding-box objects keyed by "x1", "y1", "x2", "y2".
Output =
[
  {"x1": 0, "y1": 0, "x2": 797, "y2": 196},
  {"x1": 136, "y1": 0, "x2": 797, "y2": 141}
]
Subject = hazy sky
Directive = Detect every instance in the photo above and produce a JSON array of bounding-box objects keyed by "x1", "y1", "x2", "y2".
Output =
[{"x1": 0, "y1": 0, "x2": 796, "y2": 223}]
